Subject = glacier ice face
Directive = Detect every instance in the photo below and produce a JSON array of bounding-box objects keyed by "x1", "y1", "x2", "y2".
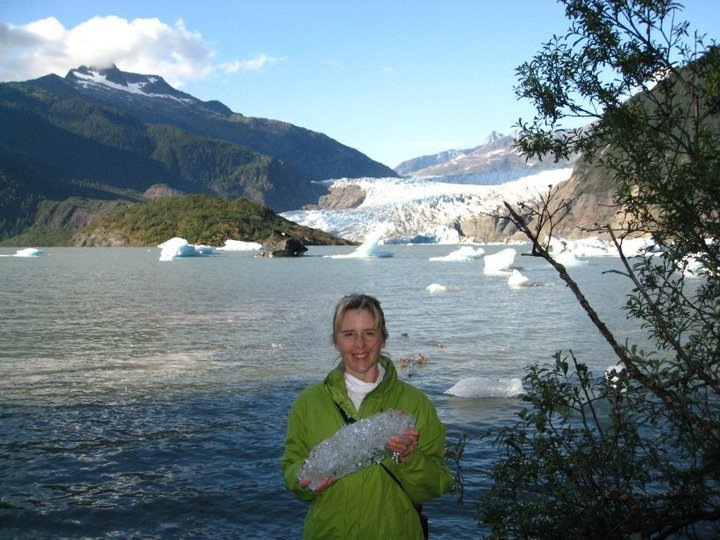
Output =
[
  {"x1": 280, "y1": 169, "x2": 573, "y2": 243},
  {"x1": 298, "y1": 410, "x2": 415, "y2": 491}
]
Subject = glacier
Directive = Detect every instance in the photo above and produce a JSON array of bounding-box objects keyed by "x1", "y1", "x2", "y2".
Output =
[{"x1": 281, "y1": 168, "x2": 574, "y2": 244}]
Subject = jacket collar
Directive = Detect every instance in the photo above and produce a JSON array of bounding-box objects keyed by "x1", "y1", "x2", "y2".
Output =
[{"x1": 325, "y1": 355, "x2": 397, "y2": 415}]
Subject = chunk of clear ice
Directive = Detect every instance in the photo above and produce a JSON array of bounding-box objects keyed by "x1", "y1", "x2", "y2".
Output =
[{"x1": 298, "y1": 409, "x2": 415, "y2": 490}]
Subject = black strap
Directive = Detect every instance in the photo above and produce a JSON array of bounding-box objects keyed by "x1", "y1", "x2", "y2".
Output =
[
  {"x1": 333, "y1": 400, "x2": 356, "y2": 424},
  {"x1": 331, "y1": 399, "x2": 428, "y2": 538}
]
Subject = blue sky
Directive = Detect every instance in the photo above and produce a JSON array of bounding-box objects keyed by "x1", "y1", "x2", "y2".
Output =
[{"x1": 1, "y1": 1, "x2": 718, "y2": 168}]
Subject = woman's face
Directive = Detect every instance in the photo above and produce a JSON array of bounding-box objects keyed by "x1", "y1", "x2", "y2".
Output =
[{"x1": 335, "y1": 308, "x2": 384, "y2": 383}]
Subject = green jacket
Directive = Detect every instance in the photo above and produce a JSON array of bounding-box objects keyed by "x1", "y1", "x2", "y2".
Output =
[{"x1": 281, "y1": 356, "x2": 453, "y2": 539}]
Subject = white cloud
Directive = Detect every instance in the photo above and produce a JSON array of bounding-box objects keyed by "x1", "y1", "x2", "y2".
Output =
[
  {"x1": 219, "y1": 53, "x2": 284, "y2": 73},
  {"x1": 0, "y1": 15, "x2": 276, "y2": 86}
]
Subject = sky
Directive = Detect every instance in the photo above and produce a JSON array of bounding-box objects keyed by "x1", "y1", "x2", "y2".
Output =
[{"x1": 1, "y1": 1, "x2": 719, "y2": 168}]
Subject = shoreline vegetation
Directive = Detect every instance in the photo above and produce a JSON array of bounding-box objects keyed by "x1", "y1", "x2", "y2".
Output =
[{"x1": 0, "y1": 194, "x2": 352, "y2": 248}]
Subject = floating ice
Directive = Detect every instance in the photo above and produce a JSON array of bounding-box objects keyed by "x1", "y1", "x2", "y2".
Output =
[
  {"x1": 620, "y1": 236, "x2": 657, "y2": 257},
  {"x1": 216, "y1": 239, "x2": 262, "y2": 251},
  {"x1": 681, "y1": 254, "x2": 706, "y2": 278},
  {"x1": 326, "y1": 226, "x2": 393, "y2": 259},
  {"x1": 158, "y1": 237, "x2": 215, "y2": 261},
  {"x1": 547, "y1": 237, "x2": 588, "y2": 267},
  {"x1": 298, "y1": 410, "x2": 415, "y2": 491},
  {"x1": 507, "y1": 269, "x2": 531, "y2": 288},
  {"x1": 554, "y1": 235, "x2": 657, "y2": 258},
  {"x1": 12, "y1": 248, "x2": 43, "y2": 257},
  {"x1": 483, "y1": 248, "x2": 516, "y2": 275},
  {"x1": 605, "y1": 364, "x2": 628, "y2": 391},
  {"x1": 564, "y1": 236, "x2": 614, "y2": 257},
  {"x1": 426, "y1": 283, "x2": 448, "y2": 293},
  {"x1": 444, "y1": 376, "x2": 524, "y2": 398},
  {"x1": 429, "y1": 246, "x2": 485, "y2": 261}
]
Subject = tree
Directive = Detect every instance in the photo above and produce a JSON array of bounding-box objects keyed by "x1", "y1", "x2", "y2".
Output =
[{"x1": 480, "y1": 1, "x2": 720, "y2": 538}]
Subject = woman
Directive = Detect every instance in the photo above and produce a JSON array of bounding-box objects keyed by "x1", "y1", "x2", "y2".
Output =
[{"x1": 281, "y1": 293, "x2": 453, "y2": 538}]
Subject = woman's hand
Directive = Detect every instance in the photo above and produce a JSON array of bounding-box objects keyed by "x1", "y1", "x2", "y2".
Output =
[
  {"x1": 388, "y1": 427, "x2": 419, "y2": 463},
  {"x1": 300, "y1": 476, "x2": 335, "y2": 493}
]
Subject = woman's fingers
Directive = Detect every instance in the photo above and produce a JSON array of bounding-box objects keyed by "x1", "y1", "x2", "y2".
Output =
[{"x1": 389, "y1": 429, "x2": 420, "y2": 461}]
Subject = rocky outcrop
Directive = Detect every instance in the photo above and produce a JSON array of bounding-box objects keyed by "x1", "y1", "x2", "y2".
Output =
[
  {"x1": 459, "y1": 159, "x2": 622, "y2": 242},
  {"x1": 72, "y1": 227, "x2": 133, "y2": 247},
  {"x1": 304, "y1": 184, "x2": 366, "y2": 210},
  {"x1": 458, "y1": 214, "x2": 527, "y2": 243},
  {"x1": 549, "y1": 159, "x2": 623, "y2": 238},
  {"x1": 261, "y1": 233, "x2": 308, "y2": 257},
  {"x1": 143, "y1": 184, "x2": 185, "y2": 199}
]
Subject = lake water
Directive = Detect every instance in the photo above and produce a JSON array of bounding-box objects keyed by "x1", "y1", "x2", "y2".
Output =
[{"x1": 0, "y1": 245, "x2": 641, "y2": 538}]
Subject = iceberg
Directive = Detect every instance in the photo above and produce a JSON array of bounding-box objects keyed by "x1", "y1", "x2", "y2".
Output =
[
  {"x1": 547, "y1": 237, "x2": 588, "y2": 267},
  {"x1": 681, "y1": 254, "x2": 707, "y2": 278},
  {"x1": 605, "y1": 363, "x2": 628, "y2": 391},
  {"x1": 444, "y1": 376, "x2": 524, "y2": 398},
  {"x1": 507, "y1": 269, "x2": 531, "y2": 288},
  {"x1": 158, "y1": 237, "x2": 216, "y2": 261},
  {"x1": 564, "y1": 236, "x2": 613, "y2": 257},
  {"x1": 216, "y1": 239, "x2": 262, "y2": 251},
  {"x1": 620, "y1": 236, "x2": 656, "y2": 257},
  {"x1": 426, "y1": 283, "x2": 448, "y2": 293},
  {"x1": 554, "y1": 250, "x2": 589, "y2": 267},
  {"x1": 326, "y1": 226, "x2": 393, "y2": 259},
  {"x1": 483, "y1": 248, "x2": 516, "y2": 275},
  {"x1": 12, "y1": 248, "x2": 43, "y2": 257},
  {"x1": 429, "y1": 246, "x2": 485, "y2": 262},
  {"x1": 555, "y1": 235, "x2": 657, "y2": 259},
  {"x1": 298, "y1": 410, "x2": 414, "y2": 491}
]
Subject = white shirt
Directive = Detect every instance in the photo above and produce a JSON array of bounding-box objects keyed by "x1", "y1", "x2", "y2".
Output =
[{"x1": 344, "y1": 363, "x2": 385, "y2": 410}]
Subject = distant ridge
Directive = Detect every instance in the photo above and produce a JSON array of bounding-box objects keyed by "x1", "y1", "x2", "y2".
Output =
[
  {"x1": 29, "y1": 65, "x2": 397, "y2": 183},
  {"x1": 394, "y1": 131, "x2": 577, "y2": 179},
  {"x1": 394, "y1": 131, "x2": 504, "y2": 175}
]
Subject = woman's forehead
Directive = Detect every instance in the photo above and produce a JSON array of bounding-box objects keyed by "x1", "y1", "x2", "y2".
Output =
[{"x1": 340, "y1": 308, "x2": 377, "y2": 327}]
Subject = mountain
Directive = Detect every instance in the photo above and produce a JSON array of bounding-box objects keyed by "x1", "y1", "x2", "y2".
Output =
[
  {"x1": 394, "y1": 131, "x2": 578, "y2": 180},
  {"x1": 0, "y1": 65, "x2": 395, "y2": 244},
  {"x1": 393, "y1": 131, "x2": 504, "y2": 175},
  {"x1": 54, "y1": 66, "x2": 395, "y2": 182}
]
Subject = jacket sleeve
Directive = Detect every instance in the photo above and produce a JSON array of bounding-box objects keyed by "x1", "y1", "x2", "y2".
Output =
[
  {"x1": 281, "y1": 393, "x2": 317, "y2": 502},
  {"x1": 387, "y1": 392, "x2": 454, "y2": 502}
]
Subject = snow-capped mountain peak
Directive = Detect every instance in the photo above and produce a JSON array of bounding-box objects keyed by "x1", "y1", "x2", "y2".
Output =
[
  {"x1": 394, "y1": 130, "x2": 576, "y2": 179},
  {"x1": 67, "y1": 65, "x2": 196, "y2": 105}
]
